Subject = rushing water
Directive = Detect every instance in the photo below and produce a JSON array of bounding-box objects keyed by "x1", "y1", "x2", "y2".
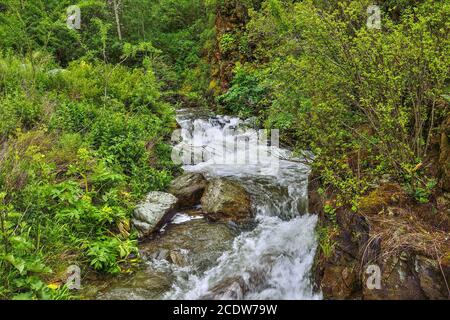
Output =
[
  {"x1": 91, "y1": 109, "x2": 321, "y2": 300},
  {"x1": 165, "y1": 109, "x2": 321, "y2": 300}
]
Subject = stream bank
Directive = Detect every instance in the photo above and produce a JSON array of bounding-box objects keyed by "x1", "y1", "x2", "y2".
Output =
[
  {"x1": 310, "y1": 173, "x2": 450, "y2": 300},
  {"x1": 83, "y1": 109, "x2": 321, "y2": 300}
]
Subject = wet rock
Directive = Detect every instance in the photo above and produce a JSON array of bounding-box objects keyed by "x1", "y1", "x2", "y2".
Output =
[
  {"x1": 311, "y1": 173, "x2": 371, "y2": 299},
  {"x1": 132, "y1": 192, "x2": 178, "y2": 238},
  {"x1": 169, "y1": 250, "x2": 187, "y2": 267},
  {"x1": 202, "y1": 276, "x2": 257, "y2": 300},
  {"x1": 335, "y1": 209, "x2": 371, "y2": 259},
  {"x1": 141, "y1": 219, "x2": 235, "y2": 272},
  {"x1": 308, "y1": 174, "x2": 324, "y2": 215},
  {"x1": 315, "y1": 201, "x2": 450, "y2": 300},
  {"x1": 87, "y1": 268, "x2": 174, "y2": 300},
  {"x1": 87, "y1": 219, "x2": 236, "y2": 300},
  {"x1": 201, "y1": 178, "x2": 253, "y2": 222},
  {"x1": 204, "y1": 277, "x2": 246, "y2": 300},
  {"x1": 415, "y1": 255, "x2": 450, "y2": 300},
  {"x1": 182, "y1": 208, "x2": 204, "y2": 217},
  {"x1": 168, "y1": 172, "x2": 207, "y2": 208},
  {"x1": 150, "y1": 249, "x2": 169, "y2": 261},
  {"x1": 201, "y1": 268, "x2": 268, "y2": 300}
]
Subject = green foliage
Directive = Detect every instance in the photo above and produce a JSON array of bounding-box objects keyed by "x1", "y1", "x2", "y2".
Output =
[
  {"x1": 324, "y1": 204, "x2": 337, "y2": 223},
  {"x1": 317, "y1": 226, "x2": 337, "y2": 259},
  {"x1": 219, "y1": 33, "x2": 236, "y2": 55},
  {"x1": 217, "y1": 64, "x2": 267, "y2": 117},
  {"x1": 0, "y1": 92, "x2": 42, "y2": 136},
  {"x1": 0, "y1": 0, "x2": 110, "y2": 65},
  {"x1": 1, "y1": 0, "x2": 449, "y2": 301},
  {"x1": 405, "y1": 178, "x2": 438, "y2": 204},
  {"x1": 240, "y1": 0, "x2": 450, "y2": 204},
  {"x1": 0, "y1": 45, "x2": 176, "y2": 298},
  {"x1": 87, "y1": 237, "x2": 137, "y2": 274}
]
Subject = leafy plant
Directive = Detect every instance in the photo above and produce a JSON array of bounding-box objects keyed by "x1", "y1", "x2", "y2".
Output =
[{"x1": 217, "y1": 65, "x2": 266, "y2": 117}]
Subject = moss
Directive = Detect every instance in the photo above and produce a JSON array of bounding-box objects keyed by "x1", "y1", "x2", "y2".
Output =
[{"x1": 358, "y1": 183, "x2": 408, "y2": 215}]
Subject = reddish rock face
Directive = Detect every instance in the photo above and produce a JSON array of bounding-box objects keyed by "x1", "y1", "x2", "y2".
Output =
[
  {"x1": 311, "y1": 171, "x2": 450, "y2": 300},
  {"x1": 210, "y1": 1, "x2": 252, "y2": 94},
  {"x1": 439, "y1": 116, "x2": 450, "y2": 192}
]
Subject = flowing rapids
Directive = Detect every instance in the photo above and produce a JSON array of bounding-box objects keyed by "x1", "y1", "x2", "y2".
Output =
[
  {"x1": 165, "y1": 110, "x2": 321, "y2": 300},
  {"x1": 90, "y1": 109, "x2": 321, "y2": 300}
]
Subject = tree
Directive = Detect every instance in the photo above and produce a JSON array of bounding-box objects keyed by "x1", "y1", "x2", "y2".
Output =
[{"x1": 110, "y1": 0, "x2": 122, "y2": 41}]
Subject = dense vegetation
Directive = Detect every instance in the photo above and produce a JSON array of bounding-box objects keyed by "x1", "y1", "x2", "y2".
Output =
[
  {"x1": 217, "y1": 0, "x2": 450, "y2": 205},
  {"x1": 0, "y1": 0, "x2": 214, "y2": 299},
  {"x1": 213, "y1": 0, "x2": 450, "y2": 283},
  {"x1": 0, "y1": 0, "x2": 449, "y2": 300}
]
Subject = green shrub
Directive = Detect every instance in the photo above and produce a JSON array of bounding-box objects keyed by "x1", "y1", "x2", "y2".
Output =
[
  {"x1": 217, "y1": 64, "x2": 267, "y2": 117},
  {"x1": 0, "y1": 92, "x2": 42, "y2": 137},
  {"x1": 219, "y1": 33, "x2": 236, "y2": 54},
  {"x1": 244, "y1": 0, "x2": 450, "y2": 204},
  {"x1": 50, "y1": 100, "x2": 99, "y2": 133},
  {"x1": 0, "y1": 54, "x2": 176, "y2": 299}
]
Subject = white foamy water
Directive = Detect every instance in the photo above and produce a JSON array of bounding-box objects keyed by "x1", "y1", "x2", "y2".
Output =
[
  {"x1": 163, "y1": 110, "x2": 322, "y2": 300},
  {"x1": 171, "y1": 213, "x2": 203, "y2": 225}
]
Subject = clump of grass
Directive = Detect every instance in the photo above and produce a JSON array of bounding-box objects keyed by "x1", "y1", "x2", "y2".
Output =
[
  {"x1": 317, "y1": 226, "x2": 338, "y2": 259},
  {"x1": 364, "y1": 215, "x2": 449, "y2": 260}
]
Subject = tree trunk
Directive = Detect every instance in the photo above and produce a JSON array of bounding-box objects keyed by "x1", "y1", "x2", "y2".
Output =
[{"x1": 112, "y1": 0, "x2": 122, "y2": 41}]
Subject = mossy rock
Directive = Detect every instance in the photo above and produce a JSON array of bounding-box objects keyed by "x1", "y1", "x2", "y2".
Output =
[{"x1": 358, "y1": 183, "x2": 408, "y2": 215}]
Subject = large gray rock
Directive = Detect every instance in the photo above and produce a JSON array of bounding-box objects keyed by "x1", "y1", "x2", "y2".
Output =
[
  {"x1": 201, "y1": 178, "x2": 253, "y2": 222},
  {"x1": 85, "y1": 218, "x2": 236, "y2": 300},
  {"x1": 141, "y1": 219, "x2": 235, "y2": 272},
  {"x1": 168, "y1": 172, "x2": 207, "y2": 208},
  {"x1": 132, "y1": 192, "x2": 178, "y2": 238}
]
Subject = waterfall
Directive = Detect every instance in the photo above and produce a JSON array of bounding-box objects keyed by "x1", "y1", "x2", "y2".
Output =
[
  {"x1": 92, "y1": 109, "x2": 321, "y2": 300},
  {"x1": 165, "y1": 110, "x2": 321, "y2": 300}
]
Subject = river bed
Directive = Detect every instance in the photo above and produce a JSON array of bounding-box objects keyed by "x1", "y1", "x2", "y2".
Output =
[{"x1": 87, "y1": 109, "x2": 321, "y2": 300}]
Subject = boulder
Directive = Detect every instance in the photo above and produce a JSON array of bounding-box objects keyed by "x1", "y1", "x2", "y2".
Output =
[
  {"x1": 201, "y1": 266, "x2": 270, "y2": 300},
  {"x1": 320, "y1": 262, "x2": 360, "y2": 299},
  {"x1": 88, "y1": 218, "x2": 237, "y2": 300},
  {"x1": 132, "y1": 192, "x2": 178, "y2": 238},
  {"x1": 362, "y1": 252, "x2": 426, "y2": 300},
  {"x1": 141, "y1": 219, "x2": 235, "y2": 272},
  {"x1": 168, "y1": 172, "x2": 207, "y2": 208},
  {"x1": 169, "y1": 250, "x2": 187, "y2": 267},
  {"x1": 312, "y1": 172, "x2": 450, "y2": 300},
  {"x1": 415, "y1": 255, "x2": 450, "y2": 300},
  {"x1": 201, "y1": 178, "x2": 253, "y2": 222}
]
